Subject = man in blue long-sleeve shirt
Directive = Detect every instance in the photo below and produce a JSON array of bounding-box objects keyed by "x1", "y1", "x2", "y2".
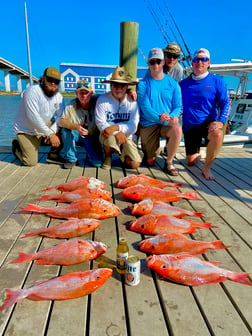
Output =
[
  {"x1": 137, "y1": 47, "x2": 183, "y2": 176},
  {"x1": 180, "y1": 48, "x2": 230, "y2": 180}
]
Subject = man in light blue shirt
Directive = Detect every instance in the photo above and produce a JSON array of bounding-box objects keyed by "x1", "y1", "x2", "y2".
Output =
[{"x1": 137, "y1": 47, "x2": 182, "y2": 176}]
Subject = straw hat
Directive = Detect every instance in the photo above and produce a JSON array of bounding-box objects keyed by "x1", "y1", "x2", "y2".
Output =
[{"x1": 102, "y1": 66, "x2": 138, "y2": 85}]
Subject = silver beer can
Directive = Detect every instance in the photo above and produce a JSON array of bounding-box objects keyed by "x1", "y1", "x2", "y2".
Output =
[{"x1": 126, "y1": 255, "x2": 140, "y2": 286}]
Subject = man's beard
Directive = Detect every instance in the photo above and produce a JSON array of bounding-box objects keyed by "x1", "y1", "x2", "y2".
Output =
[{"x1": 41, "y1": 81, "x2": 58, "y2": 97}]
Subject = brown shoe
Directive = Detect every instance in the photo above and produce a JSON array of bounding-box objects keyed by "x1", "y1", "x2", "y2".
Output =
[{"x1": 163, "y1": 162, "x2": 179, "y2": 176}]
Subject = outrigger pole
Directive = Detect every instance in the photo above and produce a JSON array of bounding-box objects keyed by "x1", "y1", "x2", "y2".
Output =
[{"x1": 24, "y1": 1, "x2": 33, "y2": 86}]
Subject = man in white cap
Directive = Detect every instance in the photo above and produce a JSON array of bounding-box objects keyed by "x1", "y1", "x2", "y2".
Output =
[
  {"x1": 59, "y1": 79, "x2": 103, "y2": 169},
  {"x1": 163, "y1": 42, "x2": 183, "y2": 82},
  {"x1": 95, "y1": 66, "x2": 142, "y2": 170},
  {"x1": 12, "y1": 67, "x2": 64, "y2": 166},
  {"x1": 137, "y1": 47, "x2": 182, "y2": 175},
  {"x1": 180, "y1": 48, "x2": 230, "y2": 180}
]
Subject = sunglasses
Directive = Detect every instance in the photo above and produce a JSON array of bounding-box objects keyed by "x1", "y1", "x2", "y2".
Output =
[
  {"x1": 165, "y1": 53, "x2": 179, "y2": 59},
  {"x1": 77, "y1": 82, "x2": 91, "y2": 90},
  {"x1": 112, "y1": 82, "x2": 127, "y2": 88},
  {"x1": 192, "y1": 57, "x2": 209, "y2": 63},
  {"x1": 46, "y1": 76, "x2": 60, "y2": 85},
  {"x1": 149, "y1": 59, "x2": 162, "y2": 66}
]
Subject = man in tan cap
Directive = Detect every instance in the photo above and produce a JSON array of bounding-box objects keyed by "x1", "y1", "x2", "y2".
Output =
[
  {"x1": 95, "y1": 66, "x2": 142, "y2": 170},
  {"x1": 12, "y1": 67, "x2": 64, "y2": 166},
  {"x1": 163, "y1": 42, "x2": 183, "y2": 82},
  {"x1": 59, "y1": 79, "x2": 103, "y2": 169}
]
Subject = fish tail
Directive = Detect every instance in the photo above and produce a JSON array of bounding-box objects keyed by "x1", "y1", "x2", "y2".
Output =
[
  {"x1": 20, "y1": 230, "x2": 41, "y2": 239},
  {"x1": 194, "y1": 222, "x2": 217, "y2": 229},
  {"x1": 42, "y1": 186, "x2": 55, "y2": 191},
  {"x1": 228, "y1": 271, "x2": 252, "y2": 286},
  {"x1": 193, "y1": 212, "x2": 204, "y2": 217},
  {"x1": 170, "y1": 183, "x2": 183, "y2": 188},
  {"x1": 9, "y1": 252, "x2": 34, "y2": 264},
  {"x1": 19, "y1": 204, "x2": 47, "y2": 213},
  {"x1": 182, "y1": 191, "x2": 202, "y2": 200},
  {"x1": 210, "y1": 241, "x2": 231, "y2": 250},
  {"x1": 0, "y1": 288, "x2": 26, "y2": 311}
]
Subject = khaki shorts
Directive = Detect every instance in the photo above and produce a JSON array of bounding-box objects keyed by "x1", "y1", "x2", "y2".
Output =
[
  {"x1": 140, "y1": 124, "x2": 173, "y2": 160},
  {"x1": 16, "y1": 133, "x2": 43, "y2": 166},
  {"x1": 100, "y1": 135, "x2": 142, "y2": 163}
]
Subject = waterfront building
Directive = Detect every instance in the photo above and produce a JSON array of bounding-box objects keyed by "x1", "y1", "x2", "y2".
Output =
[{"x1": 59, "y1": 63, "x2": 148, "y2": 93}]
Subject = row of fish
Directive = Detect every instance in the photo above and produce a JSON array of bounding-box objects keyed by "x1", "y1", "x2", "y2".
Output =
[
  {"x1": 1, "y1": 177, "x2": 117, "y2": 311},
  {"x1": 117, "y1": 174, "x2": 252, "y2": 287}
]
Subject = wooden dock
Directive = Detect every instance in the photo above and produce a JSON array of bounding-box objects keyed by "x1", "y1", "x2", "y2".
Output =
[{"x1": 0, "y1": 146, "x2": 251, "y2": 336}]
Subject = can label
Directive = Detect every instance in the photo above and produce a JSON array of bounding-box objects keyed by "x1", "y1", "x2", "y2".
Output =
[
  {"x1": 116, "y1": 252, "x2": 128, "y2": 272},
  {"x1": 126, "y1": 255, "x2": 140, "y2": 286}
]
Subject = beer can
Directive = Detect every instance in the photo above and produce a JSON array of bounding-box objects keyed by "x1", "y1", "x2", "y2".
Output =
[{"x1": 126, "y1": 255, "x2": 140, "y2": 286}]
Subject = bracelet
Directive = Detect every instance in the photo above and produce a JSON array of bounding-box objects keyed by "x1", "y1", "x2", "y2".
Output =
[{"x1": 112, "y1": 131, "x2": 119, "y2": 135}]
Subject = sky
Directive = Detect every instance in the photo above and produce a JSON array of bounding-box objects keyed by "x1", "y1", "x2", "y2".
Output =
[{"x1": 0, "y1": 0, "x2": 252, "y2": 91}]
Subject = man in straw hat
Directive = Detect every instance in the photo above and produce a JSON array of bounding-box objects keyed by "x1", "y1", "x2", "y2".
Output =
[
  {"x1": 59, "y1": 79, "x2": 103, "y2": 169},
  {"x1": 137, "y1": 47, "x2": 182, "y2": 176},
  {"x1": 163, "y1": 42, "x2": 183, "y2": 82},
  {"x1": 95, "y1": 66, "x2": 142, "y2": 170}
]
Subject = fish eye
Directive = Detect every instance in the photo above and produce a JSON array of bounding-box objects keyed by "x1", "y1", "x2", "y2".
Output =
[
  {"x1": 92, "y1": 249, "x2": 95, "y2": 252},
  {"x1": 96, "y1": 276, "x2": 100, "y2": 280},
  {"x1": 133, "y1": 192, "x2": 136, "y2": 195},
  {"x1": 161, "y1": 265, "x2": 167, "y2": 269},
  {"x1": 141, "y1": 224, "x2": 145, "y2": 229},
  {"x1": 151, "y1": 245, "x2": 155, "y2": 250},
  {"x1": 103, "y1": 209, "x2": 107, "y2": 212}
]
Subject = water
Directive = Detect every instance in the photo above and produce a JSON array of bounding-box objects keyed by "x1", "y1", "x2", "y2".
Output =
[
  {"x1": 0, "y1": 96, "x2": 20, "y2": 146},
  {"x1": 0, "y1": 95, "x2": 72, "y2": 146}
]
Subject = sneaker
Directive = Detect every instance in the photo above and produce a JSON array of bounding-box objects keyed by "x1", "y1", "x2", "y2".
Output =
[
  {"x1": 102, "y1": 157, "x2": 112, "y2": 170},
  {"x1": 46, "y1": 154, "x2": 66, "y2": 165},
  {"x1": 63, "y1": 161, "x2": 77, "y2": 169},
  {"x1": 12, "y1": 139, "x2": 21, "y2": 160}
]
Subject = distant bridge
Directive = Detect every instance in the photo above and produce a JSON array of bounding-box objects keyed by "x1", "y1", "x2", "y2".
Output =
[{"x1": 0, "y1": 57, "x2": 39, "y2": 92}]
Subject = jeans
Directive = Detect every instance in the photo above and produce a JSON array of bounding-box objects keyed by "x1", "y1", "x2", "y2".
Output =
[{"x1": 61, "y1": 128, "x2": 103, "y2": 167}]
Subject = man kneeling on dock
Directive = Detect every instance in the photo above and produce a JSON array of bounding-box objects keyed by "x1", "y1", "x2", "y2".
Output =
[{"x1": 95, "y1": 66, "x2": 142, "y2": 170}]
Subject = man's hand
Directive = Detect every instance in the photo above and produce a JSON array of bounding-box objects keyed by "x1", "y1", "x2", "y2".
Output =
[
  {"x1": 101, "y1": 125, "x2": 119, "y2": 138},
  {"x1": 159, "y1": 112, "x2": 171, "y2": 123},
  {"x1": 49, "y1": 133, "x2": 61, "y2": 147},
  {"x1": 208, "y1": 121, "x2": 223, "y2": 132},
  {"x1": 168, "y1": 117, "x2": 180, "y2": 125},
  {"x1": 76, "y1": 125, "x2": 88, "y2": 138},
  {"x1": 127, "y1": 89, "x2": 137, "y2": 101},
  {"x1": 115, "y1": 132, "x2": 128, "y2": 144}
]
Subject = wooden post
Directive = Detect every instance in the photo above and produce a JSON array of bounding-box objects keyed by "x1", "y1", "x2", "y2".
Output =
[{"x1": 120, "y1": 21, "x2": 139, "y2": 85}]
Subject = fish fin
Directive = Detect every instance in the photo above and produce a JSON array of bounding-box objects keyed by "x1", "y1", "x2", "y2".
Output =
[
  {"x1": 210, "y1": 241, "x2": 231, "y2": 250},
  {"x1": 182, "y1": 191, "x2": 202, "y2": 201},
  {"x1": 34, "y1": 259, "x2": 56, "y2": 265},
  {"x1": 0, "y1": 288, "x2": 26, "y2": 311},
  {"x1": 9, "y1": 252, "x2": 34, "y2": 264},
  {"x1": 227, "y1": 271, "x2": 252, "y2": 286},
  {"x1": 193, "y1": 212, "x2": 205, "y2": 217},
  {"x1": 18, "y1": 204, "x2": 47, "y2": 213},
  {"x1": 193, "y1": 222, "x2": 217, "y2": 229}
]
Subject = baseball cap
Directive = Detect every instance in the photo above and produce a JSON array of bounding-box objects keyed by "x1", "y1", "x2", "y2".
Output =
[
  {"x1": 193, "y1": 48, "x2": 210, "y2": 60},
  {"x1": 43, "y1": 67, "x2": 61, "y2": 80},
  {"x1": 163, "y1": 42, "x2": 182, "y2": 56},
  {"x1": 76, "y1": 79, "x2": 93, "y2": 92},
  {"x1": 148, "y1": 48, "x2": 164, "y2": 61}
]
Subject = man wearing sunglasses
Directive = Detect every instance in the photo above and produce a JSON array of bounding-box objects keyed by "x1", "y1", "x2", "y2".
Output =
[
  {"x1": 137, "y1": 47, "x2": 182, "y2": 176},
  {"x1": 12, "y1": 67, "x2": 64, "y2": 166},
  {"x1": 59, "y1": 80, "x2": 103, "y2": 169},
  {"x1": 95, "y1": 66, "x2": 142, "y2": 170},
  {"x1": 180, "y1": 48, "x2": 230, "y2": 180},
  {"x1": 163, "y1": 42, "x2": 183, "y2": 82}
]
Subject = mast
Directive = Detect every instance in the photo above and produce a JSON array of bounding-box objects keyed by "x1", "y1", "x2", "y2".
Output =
[{"x1": 24, "y1": 1, "x2": 33, "y2": 86}]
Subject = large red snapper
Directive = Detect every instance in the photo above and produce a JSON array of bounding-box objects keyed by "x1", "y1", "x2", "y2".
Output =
[
  {"x1": 10, "y1": 240, "x2": 98, "y2": 265},
  {"x1": 146, "y1": 253, "x2": 252, "y2": 286},
  {"x1": 43, "y1": 177, "x2": 106, "y2": 192},
  {"x1": 139, "y1": 233, "x2": 230, "y2": 255},
  {"x1": 129, "y1": 214, "x2": 216, "y2": 235},
  {"x1": 131, "y1": 198, "x2": 204, "y2": 217},
  {"x1": 121, "y1": 184, "x2": 201, "y2": 202},
  {"x1": 38, "y1": 187, "x2": 112, "y2": 203},
  {"x1": 117, "y1": 174, "x2": 182, "y2": 188},
  {"x1": 0, "y1": 268, "x2": 113, "y2": 311},
  {"x1": 20, "y1": 218, "x2": 100, "y2": 239},
  {"x1": 19, "y1": 199, "x2": 120, "y2": 220}
]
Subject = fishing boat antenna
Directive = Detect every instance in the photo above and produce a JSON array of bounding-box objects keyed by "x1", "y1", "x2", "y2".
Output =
[{"x1": 24, "y1": 1, "x2": 33, "y2": 86}]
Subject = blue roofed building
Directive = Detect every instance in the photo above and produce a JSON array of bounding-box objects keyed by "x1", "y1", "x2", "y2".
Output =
[{"x1": 59, "y1": 63, "x2": 148, "y2": 93}]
